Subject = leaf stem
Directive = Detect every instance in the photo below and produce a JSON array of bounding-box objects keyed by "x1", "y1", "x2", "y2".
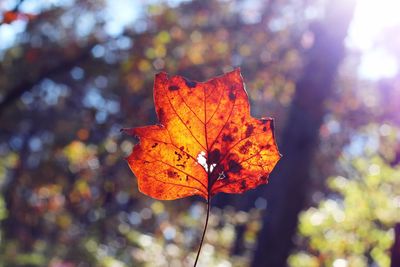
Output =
[{"x1": 193, "y1": 196, "x2": 211, "y2": 267}]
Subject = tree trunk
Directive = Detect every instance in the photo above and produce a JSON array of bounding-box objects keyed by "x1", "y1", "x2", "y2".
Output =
[{"x1": 251, "y1": 1, "x2": 355, "y2": 266}]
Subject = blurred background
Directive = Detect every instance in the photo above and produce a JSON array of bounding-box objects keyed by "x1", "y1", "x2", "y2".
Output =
[{"x1": 0, "y1": 0, "x2": 399, "y2": 266}]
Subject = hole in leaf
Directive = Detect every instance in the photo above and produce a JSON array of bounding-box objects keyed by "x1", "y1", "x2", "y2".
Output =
[{"x1": 196, "y1": 151, "x2": 216, "y2": 172}]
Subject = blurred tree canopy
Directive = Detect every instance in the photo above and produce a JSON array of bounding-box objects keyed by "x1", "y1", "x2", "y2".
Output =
[{"x1": 0, "y1": 0, "x2": 399, "y2": 266}]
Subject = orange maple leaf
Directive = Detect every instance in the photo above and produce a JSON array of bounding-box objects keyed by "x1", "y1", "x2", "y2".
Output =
[
  {"x1": 123, "y1": 69, "x2": 281, "y2": 265},
  {"x1": 123, "y1": 69, "x2": 281, "y2": 200}
]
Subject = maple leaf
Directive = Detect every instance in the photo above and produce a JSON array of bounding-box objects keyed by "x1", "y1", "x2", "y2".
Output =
[
  {"x1": 2, "y1": 11, "x2": 35, "y2": 24},
  {"x1": 123, "y1": 69, "x2": 281, "y2": 266},
  {"x1": 123, "y1": 69, "x2": 281, "y2": 201}
]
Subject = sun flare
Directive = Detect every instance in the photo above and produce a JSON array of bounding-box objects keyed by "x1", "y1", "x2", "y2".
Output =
[{"x1": 348, "y1": 0, "x2": 400, "y2": 79}]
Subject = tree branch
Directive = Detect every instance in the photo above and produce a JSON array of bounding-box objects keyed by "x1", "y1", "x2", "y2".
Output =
[{"x1": 0, "y1": 42, "x2": 96, "y2": 117}]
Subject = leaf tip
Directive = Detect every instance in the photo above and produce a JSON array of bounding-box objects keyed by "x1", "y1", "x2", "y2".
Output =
[
  {"x1": 233, "y1": 66, "x2": 241, "y2": 72},
  {"x1": 226, "y1": 67, "x2": 241, "y2": 77},
  {"x1": 155, "y1": 71, "x2": 169, "y2": 80}
]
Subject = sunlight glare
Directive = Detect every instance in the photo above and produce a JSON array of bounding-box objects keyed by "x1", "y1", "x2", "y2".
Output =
[
  {"x1": 347, "y1": 0, "x2": 400, "y2": 80},
  {"x1": 333, "y1": 259, "x2": 348, "y2": 267},
  {"x1": 348, "y1": 0, "x2": 400, "y2": 51},
  {"x1": 358, "y1": 48, "x2": 398, "y2": 80}
]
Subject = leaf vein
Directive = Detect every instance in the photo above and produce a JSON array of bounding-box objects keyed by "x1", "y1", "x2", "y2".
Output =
[
  {"x1": 177, "y1": 89, "x2": 205, "y2": 124},
  {"x1": 148, "y1": 158, "x2": 207, "y2": 190},
  {"x1": 145, "y1": 173, "x2": 207, "y2": 196},
  {"x1": 208, "y1": 90, "x2": 238, "y2": 149},
  {"x1": 166, "y1": 92, "x2": 207, "y2": 151}
]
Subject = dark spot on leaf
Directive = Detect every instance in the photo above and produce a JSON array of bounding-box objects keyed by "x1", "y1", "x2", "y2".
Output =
[
  {"x1": 186, "y1": 175, "x2": 189, "y2": 181},
  {"x1": 239, "y1": 141, "x2": 253, "y2": 154},
  {"x1": 174, "y1": 151, "x2": 182, "y2": 161},
  {"x1": 208, "y1": 149, "x2": 221, "y2": 164},
  {"x1": 261, "y1": 174, "x2": 269, "y2": 181},
  {"x1": 151, "y1": 143, "x2": 158, "y2": 148},
  {"x1": 222, "y1": 134, "x2": 234, "y2": 142},
  {"x1": 180, "y1": 146, "x2": 184, "y2": 151},
  {"x1": 158, "y1": 108, "x2": 165, "y2": 120},
  {"x1": 167, "y1": 170, "x2": 175, "y2": 177},
  {"x1": 240, "y1": 180, "x2": 246, "y2": 190},
  {"x1": 233, "y1": 127, "x2": 238, "y2": 133},
  {"x1": 259, "y1": 144, "x2": 271, "y2": 150},
  {"x1": 184, "y1": 78, "x2": 197, "y2": 88},
  {"x1": 228, "y1": 160, "x2": 242, "y2": 173},
  {"x1": 229, "y1": 90, "x2": 236, "y2": 101},
  {"x1": 169, "y1": 85, "x2": 179, "y2": 91},
  {"x1": 245, "y1": 124, "x2": 254, "y2": 138},
  {"x1": 176, "y1": 164, "x2": 185, "y2": 168},
  {"x1": 263, "y1": 126, "x2": 267, "y2": 132}
]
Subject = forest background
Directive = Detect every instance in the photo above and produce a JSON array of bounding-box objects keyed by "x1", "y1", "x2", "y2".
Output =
[{"x1": 0, "y1": 0, "x2": 400, "y2": 266}]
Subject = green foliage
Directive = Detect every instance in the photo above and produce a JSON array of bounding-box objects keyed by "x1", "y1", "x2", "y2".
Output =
[{"x1": 289, "y1": 133, "x2": 400, "y2": 266}]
